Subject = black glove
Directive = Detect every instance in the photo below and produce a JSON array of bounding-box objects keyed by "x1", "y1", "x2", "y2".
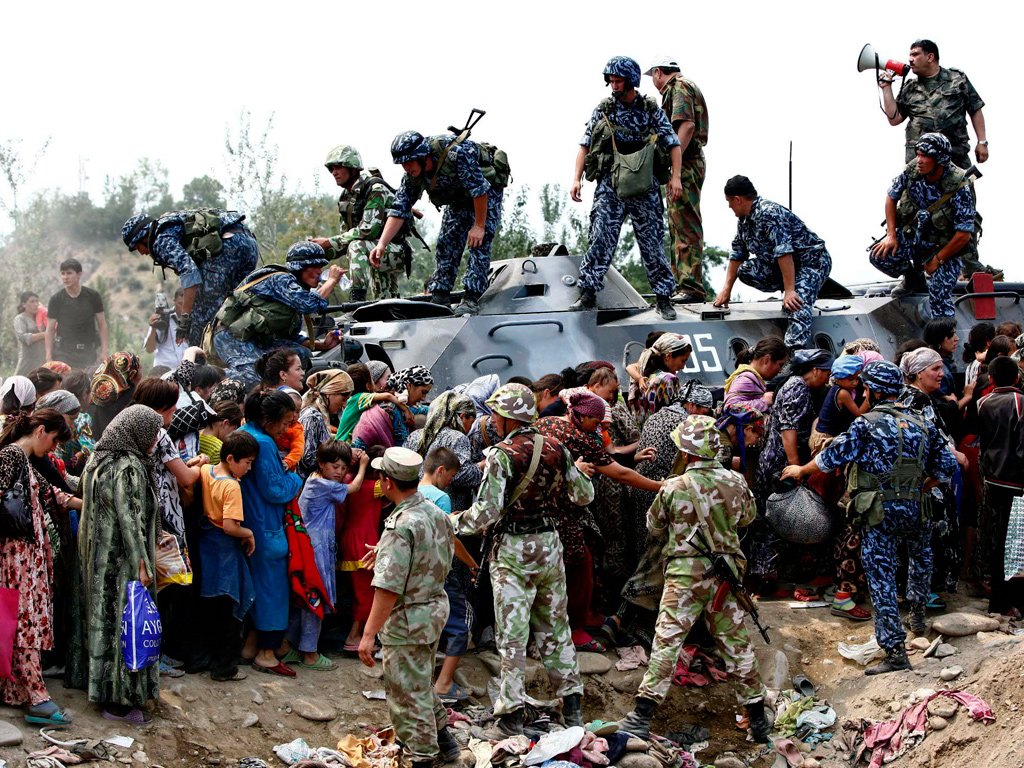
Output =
[{"x1": 175, "y1": 313, "x2": 191, "y2": 344}]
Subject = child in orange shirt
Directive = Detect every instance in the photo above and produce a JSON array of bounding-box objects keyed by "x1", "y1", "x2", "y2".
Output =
[{"x1": 274, "y1": 386, "x2": 306, "y2": 471}]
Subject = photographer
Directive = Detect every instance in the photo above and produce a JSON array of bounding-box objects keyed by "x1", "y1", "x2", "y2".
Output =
[{"x1": 144, "y1": 288, "x2": 187, "y2": 369}]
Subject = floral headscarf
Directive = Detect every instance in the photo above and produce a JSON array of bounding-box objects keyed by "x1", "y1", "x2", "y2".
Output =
[
  {"x1": 417, "y1": 391, "x2": 476, "y2": 456},
  {"x1": 302, "y1": 369, "x2": 354, "y2": 421}
]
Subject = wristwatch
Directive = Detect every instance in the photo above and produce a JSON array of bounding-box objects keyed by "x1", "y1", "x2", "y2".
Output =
[{"x1": 978, "y1": 140, "x2": 989, "y2": 146}]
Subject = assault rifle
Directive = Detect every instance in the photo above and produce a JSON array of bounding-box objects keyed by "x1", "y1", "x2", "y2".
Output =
[{"x1": 685, "y1": 523, "x2": 771, "y2": 644}]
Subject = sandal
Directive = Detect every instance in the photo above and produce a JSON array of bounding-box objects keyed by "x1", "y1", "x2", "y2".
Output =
[
  {"x1": 102, "y1": 707, "x2": 152, "y2": 725},
  {"x1": 300, "y1": 653, "x2": 338, "y2": 672},
  {"x1": 25, "y1": 700, "x2": 73, "y2": 726},
  {"x1": 925, "y1": 593, "x2": 946, "y2": 611},
  {"x1": 210, "y1": 669, "x2": 249, "y2": 682},
  {"x1": 793, "y1": 586, "x2": 818, "y2": 602},
  {"x1": 437, "y1": 683, "x2": 471, "y2": 703},
  {"x1": 792, "y1": 674, "x2": 816, "y2": 699},
  {"x1": 572, "y1": 630, "x2": 606, "y2": 654},
  {"x1": 251, "y1": 661, "x2": 296, "y2": 677},
  {"x1": 279, "y1": 649, "x2": 303, "y2": 665},
  {"x1": 831, "y1": 603, "x2": 872, "y2": 621}
]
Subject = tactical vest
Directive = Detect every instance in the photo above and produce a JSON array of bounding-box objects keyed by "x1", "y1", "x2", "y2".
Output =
[
  {"x1": 584, "y1": 96, "x2": 672, "y2": 183},
  {"x1": 338, "y1": 175, "x2": 391, "y2": 231},
  {"x1": 424, "y1": 136, "x2": 511, "y2": 207},
  {"x1": 494, "y1": 428, "x2": 570, "y2": 525},
  {"x1": 846, "y1": 403, "x2": 931, "y2": 529},
  {"x1": 215, "y1": 267, "x2": 301, "y2": 345},
  {"x1": 151, "y1": 209, "x2": 245, "y2": 268},
  {"x1": 895, "y1": 161, "x2": 973, "y2": 246}
]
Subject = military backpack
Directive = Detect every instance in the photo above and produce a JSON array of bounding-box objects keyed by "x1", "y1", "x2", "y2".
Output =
[
  {"x1": 895, "y1": 161, "x2": 982, "y2": 258},
  {"x1": 425, "y1": 135, "x2": 511, "y2": 207},
  {"x1": 215, "y1": 267, "x2": 305, "y2": 346},
  {"x1": 584, "y1": 96, "x2": 672, "y2": 187},
  {"x1": 150, "y1": 208, "x2": 244, "y2": 268}
]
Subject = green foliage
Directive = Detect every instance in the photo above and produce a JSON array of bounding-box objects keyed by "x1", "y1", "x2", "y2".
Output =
[{"x1": 180, "y1": 175, "x2": 227, "y2": 209}]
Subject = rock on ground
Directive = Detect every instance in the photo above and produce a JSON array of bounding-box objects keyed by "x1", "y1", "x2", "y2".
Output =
[
  {"x1": 292, "y1": 698, "x2": 338, "y2": 722},
  {"x1": 930, "y1": 613, "x2": 1001, "y2": 637},
  {"x1": 577, "y1": 652, "x2": 613, "y2": 675},
  {"x1": 0, "y1": 719, "x2": 24, "y2": 746}
]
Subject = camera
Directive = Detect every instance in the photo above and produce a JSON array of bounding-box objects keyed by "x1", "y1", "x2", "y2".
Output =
[{"x1": 153, "y1": 292, "x2": 172, "y2": 334}]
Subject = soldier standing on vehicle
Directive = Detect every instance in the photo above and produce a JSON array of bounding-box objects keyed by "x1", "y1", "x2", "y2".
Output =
[
  {"x1": 358, "y1": 447, "x2": 462, "y2": 768},
  {"x1": 370, "y1": 127, "x2": 509, "y2": 317},
  {"x1": 453, "y1": 384, "x2": 595, "y2": 736},
  {"x1": 309, "y1": 145, "x2": 407, "y2": 302},
  {"x1": 571, "y1": 56, "x2": 681, "y2": 321},
  {"x1": 782, "y1": 362, "x2": 957, "y2": 676},
  {"x1": 646, "y1": 55, "x2": 709, "y2": 304},
  {"x1": 869, "y1": 133, "x2": 976, "y2": 318},
  {"x1": 122, "y1": 209, "x2": 260, "y2": 345},
  {"x1": 615, "y1": 415, "x2": 770, "y2": 742}
]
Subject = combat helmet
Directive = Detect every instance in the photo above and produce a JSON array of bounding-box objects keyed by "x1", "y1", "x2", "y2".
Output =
[
  {"x1": 860, "y1": 361, "x2": 904, "y2": 397},
  {"x1": 603, "y1": 56, "x2": 641, "y2": 89},
  {"x1": 391, "y1": 131, "x2": 431, "y2": 164},
  {"x1": 671, "y1": 414, "x2": 721, "y2": 460},
  {"x1": 324, "y1": 145, "x2": 363, "y2": 170},
  {"x1": 284, "y1": 241, "x2": 329, "y2": 272},
  {"x1": 915, "y1": 132, "x2": 952, "y2": 167},
  {"x1": 486, "y1": 383, "x2": 537, "y2": 423},
  {"x1": 122, "y1": 214, "x2": 155, "y2": 251}
]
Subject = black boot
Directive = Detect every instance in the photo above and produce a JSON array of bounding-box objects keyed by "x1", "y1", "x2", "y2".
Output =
[
  {"x1": 904, "y1": 602, "x2": 927, "y2": 636},
  {"x1": 746, "y1": 700, "x2": 771, "y2": 743},
  {"x1": 865, "y1": 645, "x2": 912, "y2": 676},
  {"x1": 436, "y1": 726, "x2": 461, "y2": 763},
  {"x1": 569, "y1": 290, "x2": 597, "y2": 311},
  {"x1": 430, "y1": 291, "x2": 451, "y2": 306},
  {"x1": 655, "y1": 295, "x2": 677, "y2": 320},
  {"x1": 453, "y1": 292, "x2": 481, "y2": 316},
  {"x1": 562, "y1": 692, "x2": 582, "y2": 727},
  {"x1": 615, "y1": 696, "x2": 658, "y2": 739},
  {"x1": 350, "y1": 287, "x2": 368, "y2": 303},
  {"x1": 484, "y1": 707, "x2": 524, "y2": 738}
]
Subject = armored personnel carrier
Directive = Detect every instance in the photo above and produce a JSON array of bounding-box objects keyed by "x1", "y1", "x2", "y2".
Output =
[{"x1": 317, "y1": 247, "x2": 1023, "y2": 391}]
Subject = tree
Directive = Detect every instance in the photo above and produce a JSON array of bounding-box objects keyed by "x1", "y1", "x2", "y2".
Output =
[
  {"x1": 180, "y1": 175, "x2": 226, "y2": 209},
  {"x1": 0, "y1": 136, "x2": 50, "y2": 229},
  {"x1": 490, "y1": 184, "x2": 534, "y2": 261}
]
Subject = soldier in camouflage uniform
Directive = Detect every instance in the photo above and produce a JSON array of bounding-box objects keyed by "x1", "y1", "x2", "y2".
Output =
[
  {"x1": 122, "y1": 209, "x2": 260, "y2": 345},
  {"x1": 714, "y1": 175, "x2": 832, "y2": 349},
  {"x1": 616, "y1": 415, "x2": 770, "y2": 742},
  {"x1": 782, "y1": 362, "x2": 957, "y2": 675},
  {"x1": 645, "y1": 56, "x2": 709, "y2": 303},
  {"x1": 359, "y1": 447, "x2": 461, "y2": 768},
  {"x1": 570, "y1": 56, "x2": 681, "y2": 321},
  {"x1": 878, "y1": 38, "x2": 996, "y2": 278},
  {"x1": 454, "y1": 384, "x2": 595, "y2": 737},
  {"x1": 870, "y1": 133, "x2": 976, "y2": 318},
  {"x1": 309, "y1": 145, "x2": 407, "y2": 302},
  {"x1": 371, "y1": 131, "x2": 508, "y2": 317}
]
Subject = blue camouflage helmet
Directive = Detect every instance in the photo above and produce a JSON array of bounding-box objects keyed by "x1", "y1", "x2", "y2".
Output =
[
  {"x1": 391, "y1": 131, "x2": 431, "y2": 164},
  {"x1": 122, "y1": 214, "x2": 155, "y2": 251},
  {"x1": 285, "y1": 241, "x2": 329, "y2": 271},
  {"x1": 860, "y1": 360, "x2": 904, "y2": 397},
  {"x1": 603, "y1": 56, "x2": 641, "y2": 89},
  {"x1": 915, "y1": 132, "x2": 952, "y2": 167}
]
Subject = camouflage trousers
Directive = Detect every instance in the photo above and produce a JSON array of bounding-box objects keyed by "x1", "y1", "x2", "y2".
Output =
[
  {"x1": 667, "y1": 152, "x2": 706, "y2": 297},
  {"x1": 639, "y1": 560, "x2": 765, "y2": 705},
  {"x1": 490, "y1": 531, "x2": 582, "y2": 715},
  {"x1": 861, "y1": 506, "x2": 932, "y2": 650},
  {"x1": 211, "y1": 329, "x2": 311, "y2": 388},
  {"x1": 579, "y1": 175, "x2": 677, "y2": 298},
  {"x1": 869, "y1": 234, "x2": 961, "y2": 318},
  {"x1": 348, "y1": 239, "x2": 403, "y2": 299},
  {"x1": 432, "y1": 188, "x2": 504, "y2": 297},
  {"x1": 736, "y1": 248, "x2": 832, "y2": 348},
  {"x1": 382, "y1": 641, "x2": 448, "y2": 762},
  {"x1": 189, "y1": 229, "x2": 261, "y2": 347}
]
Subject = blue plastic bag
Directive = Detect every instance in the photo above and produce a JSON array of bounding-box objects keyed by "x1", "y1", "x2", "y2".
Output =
[{"x1": 120, "y1": 580, "x2": 162, "y2": 671}]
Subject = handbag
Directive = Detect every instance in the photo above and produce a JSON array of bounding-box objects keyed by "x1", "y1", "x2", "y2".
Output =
[
  {"x1": 766, "y1": 483, "x2": 833, "y2": 544},
  {"x1": 1004, "y1": 494, "x2": 1024, "y2": 581},
  {"x1": 120, "y1": 580, "x2": 162, "y2": 671},
  {"x1": 0, "y1": 454, "x2": 34, "y2": 542}
]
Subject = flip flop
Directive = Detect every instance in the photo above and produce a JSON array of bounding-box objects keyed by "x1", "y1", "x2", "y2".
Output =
[
  {"x1": 792, "y1": 587, "x2": 818, "y2": 602},
  {"x1": 774, "y1": 737, "x2": 805, "y2": 767},
  {"x1": 301, "y1": 653, "x2": 338, "y2": 672},
  {"x1": 438, "y1": 683, "x2": 471, "y2": 703},
  {"x1": 831, "y1": 604, "x2": 872, "y2": 621},
  {"x1": 252, "y1": 661, "x2": 297, "y2": 677},
  {"x1": 926, "y1": 593, "x2": 946, "y2": 611},
  {"x1": 25, "y1": 701, "x2": 73, "y2": 727},
  {"x1": 792, "y1": 674, "x2": 816, "y2": 699},
  {"x1": 102, "y1": 707, "x2": 152, "y2": 725},
  {"x1": 587, "y1": 719, "x2": 619, "y2": 736},
  {"x1": 279, "y1": 649, "x2": 303, "y2": 665}
]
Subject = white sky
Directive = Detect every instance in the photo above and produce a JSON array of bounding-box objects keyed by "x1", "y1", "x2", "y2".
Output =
[{"x1": 3, "y1": 0, "x2": 1019, "y2": 287}]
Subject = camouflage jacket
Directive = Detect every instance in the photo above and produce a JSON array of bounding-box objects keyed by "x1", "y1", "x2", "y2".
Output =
[
  {"x1": 371, "y1": 491, "x2": 454, "y2": 645},
  {"x1": 648, "y1": 459, "x2": 756, "y2": 566},
  {"x1": 454, "y1": 426, "x2": 595, "y2": 535},
  {"x1": 389, "y1": 135, "x2": 490, "y2": 216},
  {"x1": 729, "y1": 196, "x2": 828, "y2": 270},
  {"x1": 659, "y1": 73, "x2": 708, "y2": 159},
  {"x1": 325, "y1": 172, "x2": 402, "y2": 259},
  {"x1": 896, "y1": 67, "x2": 984, "y2": 164},
  {"x1": 151, "y1": 209, "x2": 247, "y2": 289},
  {"x1": 888, "y1": 160, "x2": 976, "y2": 250}
]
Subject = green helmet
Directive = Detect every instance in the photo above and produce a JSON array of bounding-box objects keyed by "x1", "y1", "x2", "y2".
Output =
[
  {"x1": 486, "y1": 383, "x2": 537, "y2": 423},
  {"x1": 671, "y1": 414, "x2": 721, "y2": 459},
  {"x1": 324, "y1": 145, "x2": 363, "y2": 170}
]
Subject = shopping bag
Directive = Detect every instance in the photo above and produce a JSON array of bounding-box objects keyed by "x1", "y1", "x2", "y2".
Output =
[
  {"x1": 120, "y1": 580, "x2": 161, "y2": 671},
  {"x1": 1004, "y1": 495, "x2": 1024, "y2": 580},
  {"x1": 155, "y1": 531, "x2": 193, "y2": 591},
  {"x1": 0, "y1": 587, "x2": 19, "y2": 679}
]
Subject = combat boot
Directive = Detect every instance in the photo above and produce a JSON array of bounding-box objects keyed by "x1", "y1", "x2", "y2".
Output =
[
  {"x1": 615, "y1": 696, "x2": 658, "y2": 739},
  {"x1": 865, "y1": 646, "x2": 912, "y2": 676},
  {"x1": 430, "y1": 291, "x2": 451, "y2": 307},
  {"x1": 436, "y1": 727, "x2": 461, "y2": 764},
  {"x1": 903, "y1": 602, "x2": 927, "y2": 636},
  {"x1": 350, "y1": 287, "x2": 368, "y2": 303},
  {"x1": 569, "y1": 290, "x2": 597, "y2": 311},
  {"x1": 655, "y1": 296, "x2": 677, "y2": 321},
  {"x1": 562, "y1": 692, "x2": 582, "y2": 727},
  {"x1": 453, "y1": 293, "x2": 481, "y2": 316},
  {"x1": 745, "y1": 700, "x2": 772, "y2": 743},
  {"x1": 485, "y1": 708, "x2": 525, "y2": 738}
]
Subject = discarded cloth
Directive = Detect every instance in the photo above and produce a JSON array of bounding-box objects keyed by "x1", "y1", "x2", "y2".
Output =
[
  {"x1": 774, "y1": 694, "x2": 816, "y2": 737},
  {"x1": 615, "y1": 645, "x2": 649, "y2": 671},
  {"x1": 672, "y1": 645, "x2": 729, "y2": 688},
  {"x1": 862, "y1": 690, "x2": 995, "y2": 768},
  {"x1": 838, "y1": 637, "x2": 884, "y2": 666},
  {"x1": 796, "y1": 705, "x2": 837, "y2": 732},
  {"x1": 334, "y1": 729, "x2": 401, "y2": 768},
  {"x1": 468, "y1": 739, "x2": 493, "y2": 768}
]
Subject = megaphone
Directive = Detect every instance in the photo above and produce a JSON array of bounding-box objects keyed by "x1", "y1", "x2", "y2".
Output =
[{"x1": 857, "y1": 44, "x2": 910, "y2": 77}]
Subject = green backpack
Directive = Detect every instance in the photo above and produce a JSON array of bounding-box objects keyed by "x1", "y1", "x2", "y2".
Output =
[{"x1": 426, "y1": 135, "x2": 511, "y2": 207}]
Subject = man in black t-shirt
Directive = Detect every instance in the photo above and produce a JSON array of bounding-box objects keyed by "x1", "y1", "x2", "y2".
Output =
[{"x1": 45, "y1": 258, "x2": 108, "y2": 369}]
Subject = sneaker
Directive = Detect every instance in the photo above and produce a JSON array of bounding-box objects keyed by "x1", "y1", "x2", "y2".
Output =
[{"x1": 655, "y1": 296, "x2": 677, "y2": 320}]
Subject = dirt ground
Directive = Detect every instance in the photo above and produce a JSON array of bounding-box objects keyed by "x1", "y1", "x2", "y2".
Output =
[{"x1": 2, "y1": 590, "x2": 1021, "y2": 768}]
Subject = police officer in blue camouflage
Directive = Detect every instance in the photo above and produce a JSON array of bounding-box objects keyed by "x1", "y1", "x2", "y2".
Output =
[
  {"x1": 869, "y1": 133, "x2": 977, "y2": 318},
  {"x1": 571, "y1": 56, "x2": 681, "y2": 321},
  {"x1": 782, "y1": 361, "x2": 957, "y2": 675},
  {"x1": 122, "y1": 209, "x2": 260, "y2": 346},
  {"x1": 370, "y1": 130, "x2": 508, "y2": 316},
  {"x1": 714, "y1": 175, "x2": 832, "y2": 349},
  {"x1": 207, "y1": 242, "x2": 345, "y2": 387}
]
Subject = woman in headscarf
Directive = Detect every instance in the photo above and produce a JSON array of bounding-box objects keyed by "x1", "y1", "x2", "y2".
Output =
[
  {"x1": 626, "y1": 333, "x2": 693, "y2": 416},
  {"x1": 723, "y1": 337, "x2": 789, "y2": 412},
  {"x1": 0, "y1": 409, "x2": 74, "y2": 725},
  {"x1": 75, "y1": 404, "x2": 162, "y2": 724},
  {"x1": 0, "y1": 375, "x2": 36, "y2": 431},
  {"x1": 298, "y1": 368, "x2": 354, "y2": 478},
  {"x1": 89, "y1": 352, "x2": 142, "y2": 440},
  {"x1": 334, "y1": 364, "x2": 410, "y2": 444},
  {"x1": 366, "y1": 360, "x2": 392, "y2": 392},
  {"x1": 403, "y1": 392, "x2": 482, "y2": 512}
]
